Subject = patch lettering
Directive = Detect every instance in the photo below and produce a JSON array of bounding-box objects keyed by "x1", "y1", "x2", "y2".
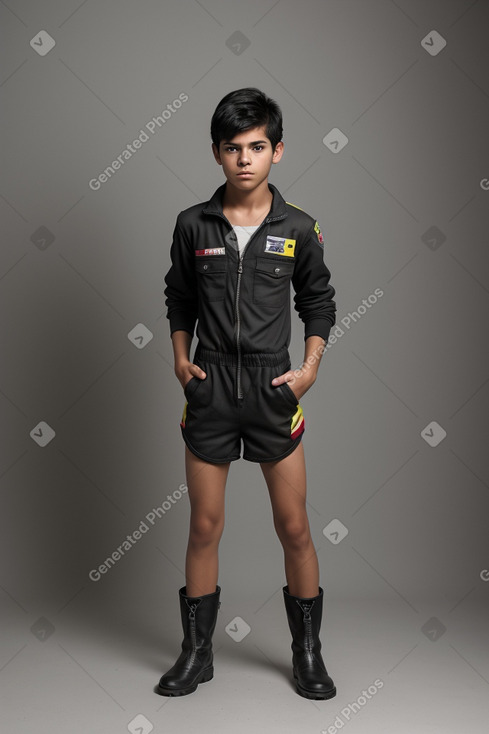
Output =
[{"x1": 195, "y1": 247, "x2": 226, "y2": 256}]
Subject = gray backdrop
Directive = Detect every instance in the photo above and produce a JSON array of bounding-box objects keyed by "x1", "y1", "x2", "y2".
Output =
[{"x1": 1, "y1": 1, "x2": 488, "y2": 732}]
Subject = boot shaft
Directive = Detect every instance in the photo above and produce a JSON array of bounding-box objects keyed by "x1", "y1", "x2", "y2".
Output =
[
  {"x1": 282, "y1": 585, "x2": 337, "y2": 700},
  {"x1": 157, "y1": 585, "x2": 221, "y2": 696},
  {"x1": 283, "y1": 585, "x2": 324, "y2": 657},
  {"x1": 178, "y1": 585, "x2": 221, "y2": 653}
]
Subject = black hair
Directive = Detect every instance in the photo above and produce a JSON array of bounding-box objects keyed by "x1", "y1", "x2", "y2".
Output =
[{"x1": 210, "y1": 87, "x2": 283, "y2": 152}]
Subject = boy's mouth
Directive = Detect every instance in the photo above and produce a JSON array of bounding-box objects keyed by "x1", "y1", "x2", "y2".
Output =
[{"x1": 237, "y1": 172, "x2": 253, "y2": 176}]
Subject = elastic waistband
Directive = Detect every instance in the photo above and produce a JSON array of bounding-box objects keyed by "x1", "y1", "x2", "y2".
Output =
[{"x1": 195, "y1": 345, "x2": 290, "y2": 367}]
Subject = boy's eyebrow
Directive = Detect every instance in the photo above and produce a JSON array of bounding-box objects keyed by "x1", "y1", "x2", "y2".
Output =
[{"x1": 222, "y1": 139, "x2": 268, "y2": 146}]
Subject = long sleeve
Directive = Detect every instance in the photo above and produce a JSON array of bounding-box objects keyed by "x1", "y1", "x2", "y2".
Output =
[
  {"x1": 164, "y1": 216, "x2": 198, "y2": 336},
  {"x1": 292, "y1": 224, "x2": 336, "y2": 342}
]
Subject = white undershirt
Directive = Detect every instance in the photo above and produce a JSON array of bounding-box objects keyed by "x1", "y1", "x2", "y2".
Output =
[{"x1": 233, "y1": 225, "x2": 259, "y2": 255}]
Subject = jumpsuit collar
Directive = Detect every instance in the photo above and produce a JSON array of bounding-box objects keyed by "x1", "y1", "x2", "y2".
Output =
[{"x1": 202, "y1": 182, "x2": 288, "y2": 222}]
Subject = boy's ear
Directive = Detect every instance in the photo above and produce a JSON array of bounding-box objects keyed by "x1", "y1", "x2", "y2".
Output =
[
  {"x1": 272, "y1": 140, "x2": 284, "y2": 164},
  {"x1": 211, "y1": 143, "x2": 222, "y2": 165}
]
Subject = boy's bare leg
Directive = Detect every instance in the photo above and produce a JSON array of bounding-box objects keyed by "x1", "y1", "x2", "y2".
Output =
[
  {"x1": 260, "y1": 442, "x2": 320, "y2": 598},
  {"x1": 184, "y1": 446, "x2": 230, "y2": 597}
]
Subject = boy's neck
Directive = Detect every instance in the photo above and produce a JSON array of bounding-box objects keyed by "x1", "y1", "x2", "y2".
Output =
[{"x1": 222, "y1": 178, "x2": 273, "y2": 222}]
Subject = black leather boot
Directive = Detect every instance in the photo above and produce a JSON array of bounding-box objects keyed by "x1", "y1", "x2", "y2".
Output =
[
  {"x1": 283, "y1": 585, "x2": 336, "y2": 700},
  {"x1": 157, "y1": 585, "x2": 221, "y2": 696}
]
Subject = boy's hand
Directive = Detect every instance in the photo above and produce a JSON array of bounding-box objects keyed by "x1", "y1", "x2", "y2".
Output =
[
  {"x1": 273, "y1": 336, "x2": 326, "y2": 400},
  {"x1": 175, "y1": 361, "x2": 207, "y2": 391},
  {"x1": 271, "y1": 369, "x2": 316, "y2": 402}
]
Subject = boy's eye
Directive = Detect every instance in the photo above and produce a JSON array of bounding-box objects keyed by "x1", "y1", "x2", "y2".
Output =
[{"x1": 224, "y1": 145, "x2": 264, "y2": 152}]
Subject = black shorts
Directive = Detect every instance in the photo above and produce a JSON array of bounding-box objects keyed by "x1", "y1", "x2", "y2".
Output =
[{"x1": 180, "y1": 346, "x2": 305, "y2": 464}]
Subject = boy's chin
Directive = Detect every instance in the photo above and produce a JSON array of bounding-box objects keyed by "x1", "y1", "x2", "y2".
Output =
[{"x1": 227, "y1": 175, "x2": 265, "y2": 189}]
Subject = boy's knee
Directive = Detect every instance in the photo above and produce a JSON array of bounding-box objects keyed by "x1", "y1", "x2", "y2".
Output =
[
  {"x1": 189, "y1": 515, "x2": 223, "y2": 545},
  {"x1": 277, "y1": 519, "x2": 310, "y2": 551}
]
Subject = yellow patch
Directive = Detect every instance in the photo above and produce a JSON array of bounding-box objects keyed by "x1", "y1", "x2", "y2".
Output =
[
  {"x1": 265, "y1": 235, "x2": 296, "y2": 257},
  {"x1": 280, "y1": 238, "x2": 296, "y2": 257}
]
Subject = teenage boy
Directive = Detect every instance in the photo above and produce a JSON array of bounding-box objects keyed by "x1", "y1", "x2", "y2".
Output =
[{"x1": 158, "y1": 87, "x2": 337, "y2": 700}]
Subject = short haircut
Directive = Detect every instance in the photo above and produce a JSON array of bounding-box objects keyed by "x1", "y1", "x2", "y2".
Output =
[{"x1": 210, "y1": 87, "x2": 283, "y2": 151}]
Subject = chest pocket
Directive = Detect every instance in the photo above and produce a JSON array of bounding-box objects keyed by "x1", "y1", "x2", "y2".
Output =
[
  {"x1": 253, "y1": 256, "x2": 295, "y2": 308},
  {"x1": 195, "y1": 257, "x2": 227, "y2": 302}
]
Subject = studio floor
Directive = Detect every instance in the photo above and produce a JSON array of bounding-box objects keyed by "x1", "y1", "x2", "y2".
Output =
[{"x1": 1, "y1": 588, "x2": 488, "y2": 734}]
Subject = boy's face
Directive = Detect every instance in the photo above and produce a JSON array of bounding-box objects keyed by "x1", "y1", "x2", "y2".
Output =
[{"x1": 212, "y1": 125, "x2": 283, "y2": 192}]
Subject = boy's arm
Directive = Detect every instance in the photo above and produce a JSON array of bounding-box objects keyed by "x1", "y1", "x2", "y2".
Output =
[
  {"x1": 272, "y1": 335, "x2": 325, "y2": 400},
  {"x1": 272, "y1": 221, "x2": 336, "y2": 400},
  {"x1": 164, "y1": 217, "x2": 199, "y2": 337},
  {"x1": 164, "y1": 215, "x2": 206, "y2": 389},
  {"x1": 171, "y1": 329, "x2": 206, "y2": 390},
  {"x1": 291, "y1": 223, "x2": 336, "y2": 344}
]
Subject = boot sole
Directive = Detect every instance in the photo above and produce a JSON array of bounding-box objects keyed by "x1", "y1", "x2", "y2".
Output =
[
  {"x1": 157, "y1": 666, "x2": 214, "y2": 697},
  {"x1": 294, "y1": 672, "x2": 336, "y2": 700}
]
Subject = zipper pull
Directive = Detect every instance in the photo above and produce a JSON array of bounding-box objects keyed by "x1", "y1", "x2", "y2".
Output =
[{"x1": 237, "y1": 259, "x2": 243, "y2": 274}]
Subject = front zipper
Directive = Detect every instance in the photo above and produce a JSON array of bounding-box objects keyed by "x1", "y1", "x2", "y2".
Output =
[
  {"x1": 235, "y1": 256, "x2": 244, "y2": 399},
  {"x1": 203, "y1": 206, "x2": 287, "y2": 401},
  {"x1": 234, "y1": 221, "x2": 267, "y2": 400}
]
